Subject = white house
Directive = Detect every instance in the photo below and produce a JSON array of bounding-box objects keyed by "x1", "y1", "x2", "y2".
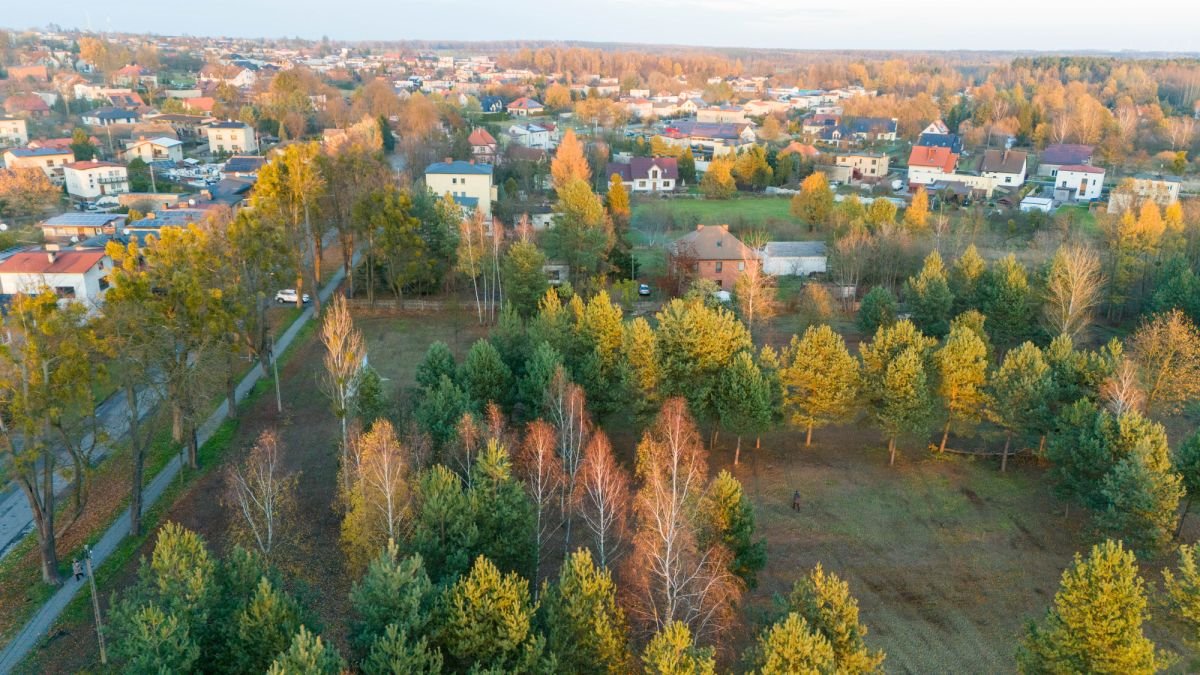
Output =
[
  {"x1": 907, "y1": 145, "x2": 958, "y2": 187},
  {"x1": 980, "y1": 149, "x2": 1027, "y2": 189},
  {"x1": 81, "y1": 107, "x2": 140, "y2": 127},
  {"x1": 206, "y1": 121, "x2": 258, "y2": 155},
  {"x1": 123, "y1": 137, "x2": 184, "y2": 163},
  {"x1": 759, "y1": 241, "x2": 827, "y2": 276},
  {"x1": 63, "y1": 161, "x2": 130, "y2": 201},
  {"x1": 3, "y1": 146, "x2": 74, "y2": 184},
  {"x1": 0, "y1": 248, "x2": 112, "y2": 307},
  {"x1": 424, "y1": 159, "x2": 496, "y2": 220},
  {"x1": 605, "y1": 157, "x2": 679, "y2": 192},
  {"x1": 1055, "y1": 165, "x2": 1105, "y2": 201},
  {"x1": 508, "y1": 123, "x2": 552, "y2": 150},
  {"x1": 0, "y1": 117, "x2": 29, "y2": 147}
]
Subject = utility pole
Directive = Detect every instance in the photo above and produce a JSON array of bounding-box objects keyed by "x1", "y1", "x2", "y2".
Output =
[{"x1": 84, "y1": 545, "x2": 107, "y2": 665}]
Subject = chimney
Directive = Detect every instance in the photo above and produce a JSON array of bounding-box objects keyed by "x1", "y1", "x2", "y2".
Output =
[{"x1": 47, "y1": 250, "x2": 57, "y2": 264}]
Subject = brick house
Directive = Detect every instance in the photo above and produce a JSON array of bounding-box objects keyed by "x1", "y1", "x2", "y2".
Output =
[{"x1": 670, "y1": 224, "x2": 759, "y2": 289}]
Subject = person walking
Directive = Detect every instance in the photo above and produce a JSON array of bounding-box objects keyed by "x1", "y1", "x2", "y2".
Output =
[
  {"x1": 792, "y1": 490, "x2": 801, "y2": 511},
  {"x1": 72, "y1": 559, "x2": 84, "y2": 581}
]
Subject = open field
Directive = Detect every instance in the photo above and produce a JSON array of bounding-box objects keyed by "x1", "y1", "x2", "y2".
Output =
[
  {"x1": 631, "y1": 196, "x2": 810, "y2": 242},
  {"x1": 21, "y1": 308, "x2": 1197, "y2": 673}
]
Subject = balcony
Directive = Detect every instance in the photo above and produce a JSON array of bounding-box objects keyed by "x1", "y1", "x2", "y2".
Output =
[{"x1": 96, "y1": 176, "x2": 127, "y2": 185}]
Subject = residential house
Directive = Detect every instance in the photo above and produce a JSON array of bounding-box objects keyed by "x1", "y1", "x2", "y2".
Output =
[
  {"x1": 606, "y1": 157, "x2": 679, "y2": 192},
  {"x1": 921, "y1": 120, "x2": 951, "y2": 135},
  {"x1": 801, "y1": 113, "x2": 841, "y2": 136},
  {"x1": 907, "y1": 145, "x2": 958, "y2": 188},
  {"x1": 112, "y1": 64, "x2": 157, "y2": 87},
  {"x1": 0, "y1": 117, "x2": 29, "y2": 147},
  {"x1": 3, "y1": 93, "x2": 51, "y2": 118},
  {"x1": 206, "y1": 121, "x2": 258, "y2": 155},
  {"x1": 660, "y1": 120, "x2": 756, "y2": 157},
  {"x1": 424, "y1": 159, "x2": 496, "y2": 220},
  {"x1": 1038, "y1": 143, "x2": 1094, "y2": 177},
  {"x1": 835, "y1": 152, "x2": 889, "y2": 180},
  {"x1": 184, "y1": 97, "x2": 216, "y2": 114},
  {"x1": 467, "y1": 128, "x2": 498, "y2": 164},
  {"x1": 1054, "y1": 165, "x2": 1105, "y2": 201},
  {"x1": 697, "y1": 105, "x2": 748, "y2": 124},
  {"x1": 82, "y1": 107, "x2": 140, "y2": 126},
  {"x1": 37, "y1": 213, "x2": 127, "y2": 243},
  {"x1": 759, "y1": 241, "x2": 827, "y2": 276},
  {"x1": 671, "y1": 224, "x2": 759, "y2": 289},
  {"x1": 3, "y1": 146, "x2": 74, "y2": 183},
  {"x1": 106, "y1": 91, "x2": 145, "y2": 109},
  {"x1": 199, "y1": 63, "x2": 258, "y2": 88},
  {"x1": 1108, "y1": 173, "x2": 1182, "y2": 212},
  {"x1": 846, "y1": 117, "x2": 898, "y2": 141},
  {"x1": 778, "y1": 141, "x2": 821, "y2": 161},
  {"x1": 917, "y1": 132, "x2": 962, "y2": 155},
  {"x1": 508, "y1": 123, "x2": 553, "y2": 150},
  {"x1": 479, "y1": 96, "x2": 505, "y2": 114},
  {"x1": 507, "y1": 97, "x2": 544, "y2": 117},
  {"x1": 64, "y1": 161, "x2": 130, "y2": 201},
  {"x1": 123, "y1": 137, "x2": 184, "y2": 163},
  {"x1": 980, "y1": 149, "x2": 1028, "y2": 189},
  {"x1": 223, "y1": 155, "x2": 267, "y2": 177},
  {"x1": 5, "y1": 64, "x2": 49, "y2": 82},
  {"x1": 144, "y1": 113, "x2": 212, "y2": 139},
  {"x1": 0, "y1": 248, "x2": 113, "y2": 307}
]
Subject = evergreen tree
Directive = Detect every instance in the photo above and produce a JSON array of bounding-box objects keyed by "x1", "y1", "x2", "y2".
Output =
[
  {"x1": 350, "y1": 542, "x2": 435, "y2": 659},
  {"x1": 268, "y1": 626, "x2": 347, "y2": 675},
  {"x1": 415, "y1": 375, "x2": 470, "y2": 450},
  {"x1": 626, "y1": 316, "x2": 662, "y2": 417},
  {"x1": 109, "y1": 603, "x2": 200, "y2": 674},
  {"x1": 698, "y1": 471, "x2": 767, "y2": 587},
  {"x1": 1018, "y1": 540, "x2": 1161, "y2": 675},
  {"x1": 408, "y1": 466, "x2": 479, "y2": 584},
  {"x1": 231, "y1": 577, "x2": 307, "y2": 673},
  {"x1": 415, "y1": 342, "x2": 457, "y2": 391},
  {"x1": 979, "y1": 254, "x2": 1034, "y2": 345},
  {"x1": 781, "y1": 325, "x2": 860, "y2": 446},
  {"x1": 950, "y1": 244, "x2": 987, "y2": 314},
  {"x1": 787, "y1": 564, "x2": 885, "y2": 674},
  {"x1": 460, "y1": 339, "x2": 512, "y2": 411},
  {"x1": 856, "y1": 286, "x2": 896, "y2": 335},
  {"x1": 490, "y1": 303, "x2": 531, "y2": 378},
  {"x1": 746, "y1": 613, "x2": 836, "y2": 675},
  {"x1": 874, "y1": 347, "x2": 934, "y2": 466},
  {"x1": 1174, "y1": 431, "x2": 1200, "y2": 531},
  {"x1": 641, "y1": 621, "x2": 717, "y2": 675},
  {"x1": 355, "y1": 366, "x2": 392, "y2": 429},
  {"x1": 517, "y1": 341, "x2": 564, "y2": 421},
  {"x1": 934, "y1": 324, "x2": 989, "y2": 453},
  {"x1": 713, "y1": 351, "x2": 773, "y2": 463},
  {"x1": 904, "y1": 251, "x2": 954, "y2": 338},
  {"x1": 987, "y1": 342, "x2": 1052, "y2": 471},
  {"x1": 541, "y1": 549, "x2": 634, "y2": 674},
  {"x1": 864, "y1": 198, "x2": 896, "y2": 228},
  {"x1": 363, "y1": 623, "x2": 444, "y2": 675},
  {"x1": 436, "y1": 555, "x2": 547, "y2": 672},
  {"x1": 470, "y1": 441, "x2": 538, "y2": 577},
  {"x1": 1096, "y1": 441, "x2": 1183, "y2": 557},
  {"x1": 1162, "y1": 543, "x2": 1200, "y2": 642},
  {"x1": 654, "y1": 298, "x2": 753, "y2": 425},
  {"x1": 678, "y1": 147, "x2": 697, "y2": 185},
  {"x1": 503, "y1": 240, "x2": 550, "y2": 317}
]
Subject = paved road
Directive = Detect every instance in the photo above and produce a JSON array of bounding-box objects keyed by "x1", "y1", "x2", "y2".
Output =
[{"x1": 0, "y1": 253, "x2": 354, "y2": 674}]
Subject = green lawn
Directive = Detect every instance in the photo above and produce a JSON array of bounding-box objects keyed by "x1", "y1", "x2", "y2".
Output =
[{"x1": 631, "y1": 196, "x2": 813, "y2": 242}]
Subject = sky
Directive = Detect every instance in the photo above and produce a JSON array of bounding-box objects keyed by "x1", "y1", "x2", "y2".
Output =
[{"x1": 7, "y1": 0, "x2": 1200, "y2": 53}]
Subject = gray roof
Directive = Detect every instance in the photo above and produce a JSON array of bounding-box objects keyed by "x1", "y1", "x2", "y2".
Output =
[
  {"x1": 762, "y1": 241, "x2": 826, "y2": 258},
  {"x1": 210, "y1": 121, "x2": 250, "y2": 129},
  {"x1": 425, "y1": 160, "x2": 493, "y2": 175},
  {"x1": 41, "y1": 213, "x2": 126, "y2": 227},
  {"x1": 6, "y1": 146, "x2": 71, "y2": 158}
]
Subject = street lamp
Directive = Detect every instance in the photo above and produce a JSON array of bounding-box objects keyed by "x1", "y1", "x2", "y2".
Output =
[{"x1": 83, "y1": 544, "x2": 107, "y2": 665}]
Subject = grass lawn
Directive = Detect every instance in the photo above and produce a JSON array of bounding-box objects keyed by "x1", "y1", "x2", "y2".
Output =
[
  {"x1": 631, "y1": 195, "x2": 815, "y2": 243},
  {"x1": 26, "y1": 308, "x2": 1197, "y2": 673}
]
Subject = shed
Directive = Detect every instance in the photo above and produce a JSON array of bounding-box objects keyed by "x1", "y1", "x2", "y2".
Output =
[
  {"x1": 1020, "y1": 196, "x2": 1054, "y2": 213},
  {"x1": 759, "y1": 241, "x2": 827, "y2": 276}
]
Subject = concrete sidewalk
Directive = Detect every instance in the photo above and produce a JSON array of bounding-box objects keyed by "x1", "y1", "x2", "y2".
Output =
[{"x1": 0, "y1": 257, "x2": 352, "y2": 673}]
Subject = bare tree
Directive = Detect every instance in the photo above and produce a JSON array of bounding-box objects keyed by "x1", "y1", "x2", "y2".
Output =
[
  {"x1": 516, "y1": 420, "x2": 564, "y2": 582},
  {"x1": 1043, "y1": 244, "x2": 1105, "y2": 340},
  {"x1": 1101, "y1": 358, "x2": 1146, "y2": 416},
  {"x1": 320, "y1": 295, "x2": 367, "y2": 492},
  {"x1": 1166, "y1": 117, "x2": 1196, "y2": 151},
  {"x1": 624, "y1": 398, "x2": 741, "y2": 644},
  {"x1": 351, "y1": 419, "x2": 411, "y2": 544},
  {"x1": 224, "y1": 430, "x2": 299, "y2": 560},
  {"x1": 1131, "y1": 309, "x2": 1200, "y2": 414},
  {"x1": 733, "y1": 236, "x2": 778, "y2": 334},
  {"x1": 576, "y1": 430, "x2": 630, "y2": 569},
  {"x1": 546, "y1": 367, "x2": 591, "y2": 553}
]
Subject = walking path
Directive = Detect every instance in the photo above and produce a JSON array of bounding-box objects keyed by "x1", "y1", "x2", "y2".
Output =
[{"x1": 0, "y1": 257, "x2": 352, "y2": 673}]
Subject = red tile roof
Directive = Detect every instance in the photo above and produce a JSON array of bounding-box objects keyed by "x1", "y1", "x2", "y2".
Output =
[
  {"x1": 64, "y1": 160, "x2": 123, "y2": 170},
  {"x1": 907, "y1": 145, "x2": 957, "y2": 173},
  {"x1": 468, "y1": 128, "x2": 496, "y2": 146},
  {"x1": 0, "y1": 249, "x2": 107, "y2": 275},
  {"x1": 1056, "y1": 164, "x2": 1104, "y2": 174}
]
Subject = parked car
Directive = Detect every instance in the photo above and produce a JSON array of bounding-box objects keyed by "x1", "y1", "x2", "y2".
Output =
[
  {"x1": 275, "y1": 289, "x2": 310, "y2": 304},
  {"x1": 638, "y1": 283, "x2": 652, "y2": 296}
]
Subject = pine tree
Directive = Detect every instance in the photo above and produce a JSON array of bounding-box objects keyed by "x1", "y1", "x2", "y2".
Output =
[
  {"x1": 1162, "y1": 544, "x2": 1200, "y2": 642},
  {"x1": 470, "y1": 441, "x2": 538, "y2": 577},
  {"x1": 1097, "y1": 441, "x2": 1183, "y2": 557},
  {"x1": 790, "y1": 171, "x2": 833, "y2": 231},
  {"x1": 856, "y1": 286, "x2": 896, "y2": 335},
  {"x1": 231, "y1": 577, "x2": 307, "y2": 673},
  {"x1": 1018, "y1": 540, "x2": 1161, "y2": 675},
  {"x1": 625, "y1": 317, "x2": 661, "y2": 416},
  {"x1": 363, "y1": 623, "x2": 444, "y2": 675},
  {"x1": 541, "y1": 549, "x2": 634, "y2": 674},
  {"x1": 934, "y1": 324, "x2": 989, "y2": 453},
  {"x1": 641, "y1": 621, "x2": 717, "y2": 675},
  {"x1": 415, "y1": 341, "x2": 457, "y2": 391},
  {"x1": 746, "y1": 613, "x2": 836, "y2": 675},
  {"x1": 654, "y1": 298, "x2": 753, "y2": 425},
  {"x1": 436, "y1": 555, "x2": 546, "y2": 671},
  {"x1": 987, "y1": 342, "x2": 1052, "y2": 471},
  {"x1": 268, "y1": 626, "x2": 346, "y2": 675},
  {"x1": 713, "y1": 351, "x2": 773, "y2": 463},
  {"x1": 875, "y1": 347, "x2": 934, "y2": 466},
  {"x1": 350, "y1": 542, "x2": 435, "y2": 658},
  {"x1": 904, "y1": 250, "x2": 954, "y2": 338},
  {"x1": 787, "y1": 564, "x2": 884, "y2": 674},
  {"x1": 517, "y1": 341, "x2": 564, "y2": 421},
  {"x1": 415, "y1": 375, "x2": 470, "y2": 450},
  {"x1": 950, "y1": 244, "x2": 987, "y2": 314},
  {"x1": 781, "y1": 325, "x2": 860, "y2": 446},
  {"x1": 698, "y1": 471, "x2": 767, "y2": 587},
  {"x1": 503, "y1": 240, "x2": 550, "y2": 317},
  {"x1": 679, "y1": 147, "x2": 697, "y2": 184},
  {"x1": 460, "y1": 339, "x2": 512, "y2": 411},
  {"x1": 109, "y1": 603, "x2": 200, "y2": 674},
  {"x1": 1174, "y1": 430, "x2": 1200, "y2": 533},
  {"x1": 979, "y1": 254, "x2": 1034, "y2": 345},
  {"x1": 408, "y1": 466, "x2": 479, "y2": 584}
]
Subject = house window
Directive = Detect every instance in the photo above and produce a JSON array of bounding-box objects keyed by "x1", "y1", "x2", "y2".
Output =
[
  {"x1": 99, "y1": 277, "x2": 110, "y2": 291},
  {"x1": 715, "y1": 261, "x2": 723, "y2": 272},
  {"x1": 738, "y1": 261, "x2": 746, "y2": 271},
  {"x1": 55, "y1": 286, "x2": 76, "y2": 299}
]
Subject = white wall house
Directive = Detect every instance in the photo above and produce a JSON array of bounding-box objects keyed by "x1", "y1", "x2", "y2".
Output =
[
  {"x1": 424, "y1": 160, "x2": 496, "y2": 220},
  {"x1": 0, "y1": 117, "x2": 29, "y2": 147},
  {"x1": 0, "y1": 248, "x2": 112, "y2": 308},
  {"x1": 980, "y1": 149, "x2": 1028, "y2": 188},
  {"x1": 3, "y1": 147, "x2": 74, "y2": 184},
  {"x1": 123, "y1": 137, "x2": 184, "y2": 163},
  {"x1": 759, "y1": 241, "x2": 827, "y2": 276},
  {"x1": 508, "y1": 123, "x2": 552, "y2": 150},
  {"x1": 63, "y1": 161, "x2": 130, "y2": 200},
  {"x1": 205, "y1": 122, "x2": 258, "y2": 155},
  {"x1": 1056, "y1": 165, "x2": 1105, "y2": 201}
]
